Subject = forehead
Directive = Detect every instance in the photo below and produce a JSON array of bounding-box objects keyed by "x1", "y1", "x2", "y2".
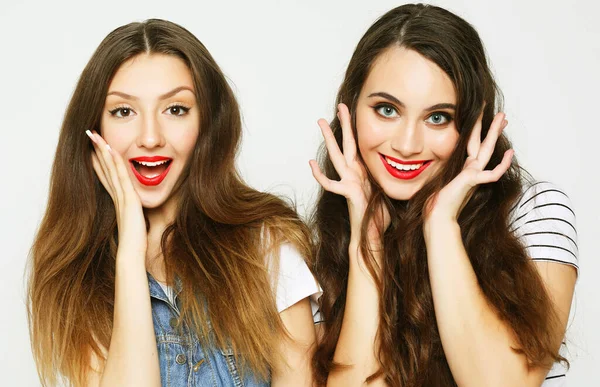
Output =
[
  {"x1": 108, "y1": 53, "x2": 194, "y2": 95},
  {"x1": 362, "y1": 46, "x2": 456, "y2": 107}
]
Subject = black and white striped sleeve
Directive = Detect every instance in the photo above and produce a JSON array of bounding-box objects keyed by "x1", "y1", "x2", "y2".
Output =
[{"x1": 509, "y1": 181, "x2": 579, "y2": 273}]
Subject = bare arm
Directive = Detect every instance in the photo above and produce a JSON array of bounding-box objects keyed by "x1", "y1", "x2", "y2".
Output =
[
  {"x1": 326, "y1": 241, "x2": 387, "y2": 387},
  {"x1": 425, "y1": 218, "x2": 575, "y2": 387},
  {"x1": 310, "y1": 104, "x2": 389, "y2": 386},
  {"x1": 272, "y1": 298, "x2": 317, "y2": 387},
  {"x1": 423, "y1": 114, "x2": 576, "y2": 386},
  {"x1": 84, "y1": 131, "x2": 160, "y2": 387}
]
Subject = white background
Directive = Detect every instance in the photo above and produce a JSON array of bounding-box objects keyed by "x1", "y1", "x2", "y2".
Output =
[{"x1": 1, "y1": 0, "x2": 598, "y2": 385}]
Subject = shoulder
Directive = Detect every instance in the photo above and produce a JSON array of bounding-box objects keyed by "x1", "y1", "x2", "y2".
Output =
[
  {"x1": 511, "y1": 181, "x2": 572, "y2": 214},
  {"x1": 509, "y1": 181, "x2": 579, "y2": 272},
  {"x1": 270, "y1": 242, "x2": 321, "y2": 315},
  {"x1": 509, "y1": 181, "x2": 575, "y2": 231},
  {"x1": 260, "y1": 224, "x2": 321, "y2": 315}
]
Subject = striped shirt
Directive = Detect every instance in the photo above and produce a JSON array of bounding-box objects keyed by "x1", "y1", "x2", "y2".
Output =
[{"x1": 510, "y1": 181, "x2": 578, "y2": 386}]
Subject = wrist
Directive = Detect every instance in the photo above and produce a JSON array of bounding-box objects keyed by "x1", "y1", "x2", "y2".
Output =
[
  {"x1": 423, "y1": 213, "x2": 460, "y2": 240},
  {"x1": 116, "y1": 245, "x2": 147, "y2": 266},
  {"x1": 349, "y1": 237, "x2": 384, "y2": 268},
  {"x1": 349, "y1": 233, "x2": 384, "y2": 252}
]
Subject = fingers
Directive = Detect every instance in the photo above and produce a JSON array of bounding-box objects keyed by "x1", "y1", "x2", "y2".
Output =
[
  {"x1": 478, "y1": 149, "x2": 514, "y2": 184},
  {"x1": 337, "y1": 103, "x2": 357, "y2": 161},
  {"x1": 467, "y1": 110, "x2": 484, "y2": 158},
  {"x1": 109, "y1": 142, "x2": 137, "y2": 199},
  {"x1": 86, "y1": 130, "x2": 124, "y2": 203},
  {"x1": 477, "y1": 113, "x2": 507, "y2": 165},
  {"x1": 309, "y1": 160, "x2": 345, "y2": 196},
  {"x1": 87, "y1": 131, "x2": 117, "y2": 198},
  {"x1": 91, "y1": 152, "x2": 116, "y2": 201},
  {"x1": 318, "y1": 118, "x2": 348, "y2": 177}
]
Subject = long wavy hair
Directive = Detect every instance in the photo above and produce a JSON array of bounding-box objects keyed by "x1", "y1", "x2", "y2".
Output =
[
  {"x1": 27, "y1": 19, "x2": 311, "y2": 387},
  {"x1": 312, "y1": 4, "x2": 563, "y2": 386}
]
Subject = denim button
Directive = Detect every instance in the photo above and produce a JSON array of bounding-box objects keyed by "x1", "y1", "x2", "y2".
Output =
[
  {"x1": 169, "y1": 317, "x2": 178, "y2": 328},
  {"x1": 176, "y1": 353, "x2": 186, "y2": 364}
]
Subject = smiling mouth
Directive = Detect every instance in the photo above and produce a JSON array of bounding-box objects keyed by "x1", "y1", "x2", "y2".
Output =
[
  {"x1": 129, "y1": 157, "x2": 173, "y2": 186},
  {"x1": 380, "y1": 154, "x2": 432, "y2": 180}
]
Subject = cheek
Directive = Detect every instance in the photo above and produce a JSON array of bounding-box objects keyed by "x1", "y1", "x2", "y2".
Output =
[
  {"x1": 356, "y1": 109, "x2": 388, "y2": 153},
  {"x1": 428, "y1": 129, "x2": 459, "y2": 161},
  {"x1": 100, "y1": 119, "x2": 136, "y2": 154},
  {"x1": 168, "y1": 126, "x2": 199, "y2": 157}
]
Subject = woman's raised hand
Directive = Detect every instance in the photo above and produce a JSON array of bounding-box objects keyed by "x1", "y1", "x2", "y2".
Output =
[
  {"x1": 86, "y1": 130, "x2": 148, "y2": 258},
  {"x1": 310, "y1": 104, "x2": 389, "y2": 239},
  {"x1": 425, "y1": 112, "x2": 513, "y2": 223}
]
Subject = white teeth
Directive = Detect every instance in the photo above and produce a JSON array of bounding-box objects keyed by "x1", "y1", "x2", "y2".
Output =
[
  {"x1": 135, "y1": 160, "x2": 169, "y2": 167},
  {"x1": 385, "y1": 157, "x2": 423, "y2": 171}
]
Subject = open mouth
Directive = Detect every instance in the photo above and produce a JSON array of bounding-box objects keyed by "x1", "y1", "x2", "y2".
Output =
[
  {"x1": 129, "y1": 157, "x2": 173, "y2": 186},
  {"x1": 380, "y1": 154, "x2": 432, "y2": 180}
]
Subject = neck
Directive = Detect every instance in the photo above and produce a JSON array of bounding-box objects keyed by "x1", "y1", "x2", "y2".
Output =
[
  {"x1": 145, "y1": 200, "x2": 176, "y2": 235},
  {"x1": 144, "y1": 196, "x2": 178, "y2": 281}
]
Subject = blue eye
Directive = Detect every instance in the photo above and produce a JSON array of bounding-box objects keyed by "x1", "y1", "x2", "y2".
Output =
[
  {"x1": 109, "y1": 107, "x2": 135, "y2": 118},
  {"x1": 375, "y1": 104, "x2": 399, "y2": 118},
  {"x1": 166, "y1": 104, "x2": 191, "y2": 116},
  {"x1": 425, "y1": 112, "x2": 451, "y2": 125}
]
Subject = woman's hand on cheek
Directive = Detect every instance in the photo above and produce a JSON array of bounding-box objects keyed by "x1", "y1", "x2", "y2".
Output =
[
  {"x1": 87, "y1": 130, "x2": 148, "y2": 259},
  {"x1": 424, "y1": 112, "x2": 513, "y2": 226},
  {"x1": 309, "y1": 103, "x2": 389, "y2": 240}
]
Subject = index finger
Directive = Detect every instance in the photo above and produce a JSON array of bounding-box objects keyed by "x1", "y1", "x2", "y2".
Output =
[
  {"x1": 318, "y1": 118, "x2": 348, "y2": 176},
  {"x1": 338, "y1": 103, "x2": 357, "y2": 160},
  {"x1": 477, "y1": 112, "x2": 506, "y2": 165},
  {"x1": 467, "y1": 109, "x2": 483, "y2": 158}
]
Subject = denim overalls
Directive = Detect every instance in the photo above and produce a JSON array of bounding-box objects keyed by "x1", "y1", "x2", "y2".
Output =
[{"x1": 147, "y1": 273, "x2": 270, "y2": 387}]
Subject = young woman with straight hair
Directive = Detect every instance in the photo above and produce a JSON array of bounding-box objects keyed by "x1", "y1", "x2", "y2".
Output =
[{"x1": 28, "y1": 19, "x2": 319, "y2": 387}]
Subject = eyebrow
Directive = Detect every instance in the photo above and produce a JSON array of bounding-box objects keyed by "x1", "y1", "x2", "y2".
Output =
[
  {"x1": 368, "y1": 92, "x2": 456, "y2": 111},
  {"x1": 106, "y1": 86, "x2": 195, "y2": 101}
]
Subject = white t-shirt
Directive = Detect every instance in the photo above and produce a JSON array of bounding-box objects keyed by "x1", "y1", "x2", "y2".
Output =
[
  {"x1": 269, "y1": 242, "x2": 321, "y2": 314},
  {"x1": 157, "y1": 242, "x2": 321, "y2": 315},
  {"x1": 509, "y1": 181, "x2": 578, "y2": 386}
]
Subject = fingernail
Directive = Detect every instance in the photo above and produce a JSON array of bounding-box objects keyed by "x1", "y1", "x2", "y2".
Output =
[
  {"x1": 106, "y1": 144, "x2": 112, "y2": 151},
  {"x1": 85, "y1": 130, "x2": 95, "y2": 141}
]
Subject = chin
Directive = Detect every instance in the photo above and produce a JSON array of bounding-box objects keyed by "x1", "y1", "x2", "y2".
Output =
[
  {"x1": 135, "y1": 188, "x2": 171, "y2": 209},
  {"x1": 139, "y1": 197, "x2": 168, "y2": 209},
  {"x1": 380, "y1": 182, "x2": 421, "y2": 201}
]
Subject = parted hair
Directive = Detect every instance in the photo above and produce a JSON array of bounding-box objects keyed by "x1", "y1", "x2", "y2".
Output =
[
  {"x1": 28, "y1": 19, "x2": 311, "y2": 386},
  {"x1": 311, "y1": 4, "x2": 564, "y2": 386}
]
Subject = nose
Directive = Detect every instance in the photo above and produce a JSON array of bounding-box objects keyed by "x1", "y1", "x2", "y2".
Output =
[
  {"x1": 390, "y1": 119, "x2": 423, "y2": 157},
  {"x1": 136, "y1": 113, "x2": 166, "y2": 149}
]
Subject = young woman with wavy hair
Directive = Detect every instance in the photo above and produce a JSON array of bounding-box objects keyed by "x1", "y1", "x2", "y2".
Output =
[
  {"x1": 310, "y1": 4, "x2": 577, "y2": 386},
  {"x1": 27, "y1": 19, "x2": 319, "y2": 387}
]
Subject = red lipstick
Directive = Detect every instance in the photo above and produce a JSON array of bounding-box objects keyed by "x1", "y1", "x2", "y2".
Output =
[
  {"x1": 129, "y1": 156, "x2": 173, "y2": 186},
  {"x1": 380, "y1": 154, "x2": 431, "y2": 180}
]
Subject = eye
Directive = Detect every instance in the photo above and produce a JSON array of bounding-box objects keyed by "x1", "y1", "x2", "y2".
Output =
[
  {"x1": 425, "y1": 112, "x2": 452, "y2": 126},
  {"x1": 109, "y1": 107, "x2": 135, "y2": 118},
  {"x1": 165, "y1": 104, "x2": 191, "y2": 116},
  {"x1": 375, "y1": 104, "x2": 399, "y2": 118}
]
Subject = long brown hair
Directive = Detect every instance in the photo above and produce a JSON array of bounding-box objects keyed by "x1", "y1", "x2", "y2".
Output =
[
  {"x1": 27, "y1": 19, "x2": 311, "y2": 386},
  {"x1": 312, "y1": 4, "x2": 563, "y2": 386}
]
